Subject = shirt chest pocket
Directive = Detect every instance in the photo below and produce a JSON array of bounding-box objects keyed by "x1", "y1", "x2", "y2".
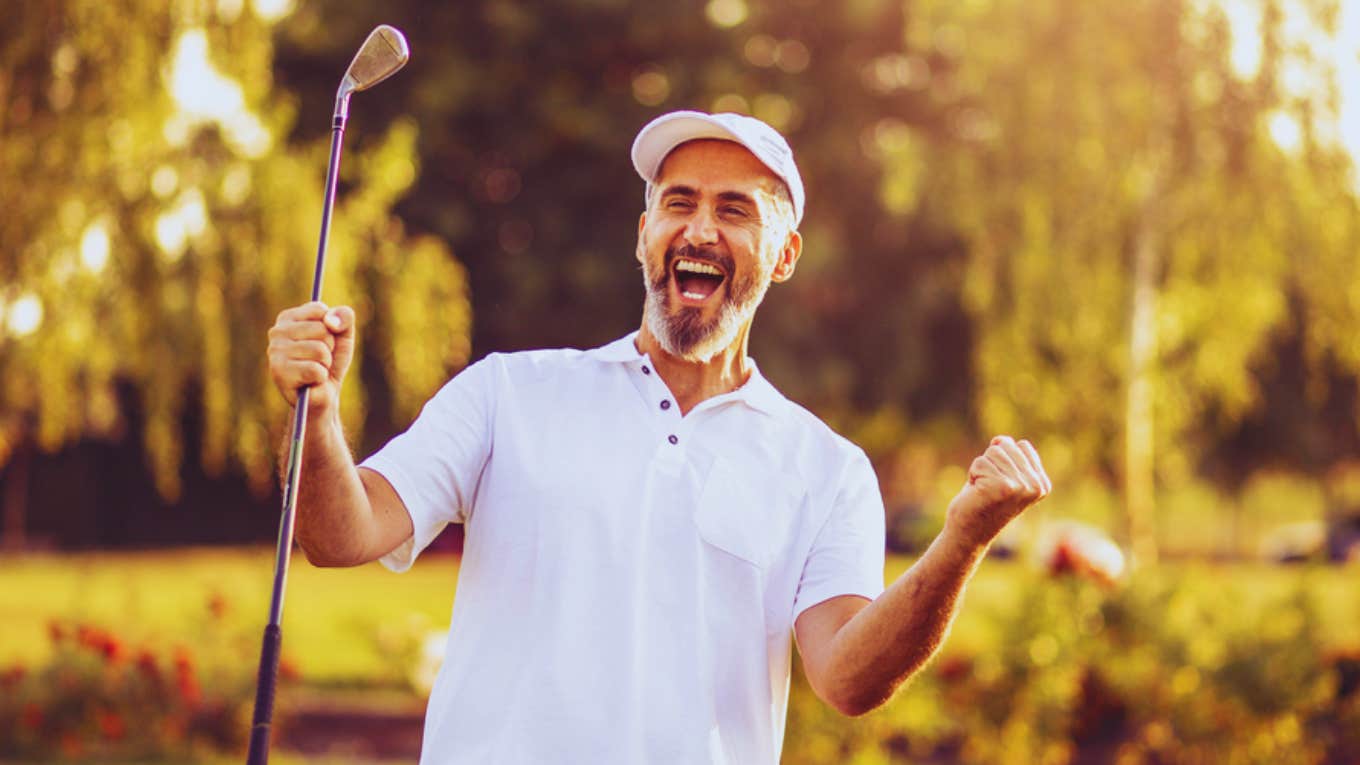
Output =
[{"x1": 692, "y1": 463, "x2": 799, "y2": 570}]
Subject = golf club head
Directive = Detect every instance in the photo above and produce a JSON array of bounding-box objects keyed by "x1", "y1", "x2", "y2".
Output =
[{"x1": 337, "y1": 25, "x2": 409, "y2": 104}]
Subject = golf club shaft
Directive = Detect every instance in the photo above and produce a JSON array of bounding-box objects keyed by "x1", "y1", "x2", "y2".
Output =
[{"x1": 247, "y1": 115, "x2": 347, "y2": 765}]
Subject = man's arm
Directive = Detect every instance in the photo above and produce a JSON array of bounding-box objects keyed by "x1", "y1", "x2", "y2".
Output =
[
  {"x1": 290, "y1": 407, "x2": 414, "y2": 567},
  {"x1": 794, "y1": 435, "x2": 1051, "y2": 716},
  {"x1": 268, "y1": 301, "x2": 414, "y2": 567}
]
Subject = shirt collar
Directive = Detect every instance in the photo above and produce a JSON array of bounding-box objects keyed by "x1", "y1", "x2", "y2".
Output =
[
  {"x1": 591, "y1": 331, "x2": 648, "y2": 363},
  {"x1": 588, "y1": 331, "x2": 785, "y2": 416}
]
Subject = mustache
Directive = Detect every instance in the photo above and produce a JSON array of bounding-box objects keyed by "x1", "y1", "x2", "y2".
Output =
[{"x1": 664, "y1": 243, "x2": 734, "y2": 276}]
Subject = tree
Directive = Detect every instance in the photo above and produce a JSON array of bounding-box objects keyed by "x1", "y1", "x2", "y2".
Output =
[
  {"x1": 906, "y1": 0, "x2": 1360, "y2": 562},
  {"x1": 0, "y1": 1, "x2": 469, "y2": 547},
  {"x1": 272, "y1": 0, "x2": 979, "y2": 419}
]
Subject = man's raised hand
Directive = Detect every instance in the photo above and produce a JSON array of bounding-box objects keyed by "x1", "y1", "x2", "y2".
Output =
[
  {"x1": 266, "y1": 302, "x2": 356, "y2": 412},
  {"x1": 945, "y1": 435, "x2": 1052, "y2": 549}
]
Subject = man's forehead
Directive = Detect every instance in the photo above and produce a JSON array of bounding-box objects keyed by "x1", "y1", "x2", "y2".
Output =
[{"x1": 654, "y1": 139, "x2": 784, "y2": 196}]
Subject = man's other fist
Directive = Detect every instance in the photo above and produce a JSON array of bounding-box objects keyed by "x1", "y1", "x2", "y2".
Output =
[
  {"x1": 266, "y1": 301, "x2": 356, "y2": 413},
  {"x1": 945, "y1": 435, "x2": 1052, "y2": 548}
]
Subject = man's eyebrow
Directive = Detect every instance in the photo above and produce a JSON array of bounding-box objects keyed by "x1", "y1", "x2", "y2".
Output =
[
  {"x1": 716, "y1": 191, "x2": 757, "y2": 206},
  {"x1": 658, "y1": 186, "x2": 757, "y2": 206}
]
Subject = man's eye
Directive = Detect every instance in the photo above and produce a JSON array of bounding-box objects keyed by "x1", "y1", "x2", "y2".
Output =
[
  {"x1": 666, "y1": 199, "x2": 694, "y2": 210},
  {"x1": 721, "y1": 206, "x2": 749, "y2": 217}
]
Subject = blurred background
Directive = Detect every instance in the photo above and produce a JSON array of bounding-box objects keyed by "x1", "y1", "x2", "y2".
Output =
[{"x1": 2, "y1": 0, "x2": 1358, "y2": 762}]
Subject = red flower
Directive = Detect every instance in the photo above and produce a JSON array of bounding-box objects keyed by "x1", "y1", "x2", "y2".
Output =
[
  {"x1": 1041, "y1": 523, "x2": 1126, "y2": 586},
  {"x1": 74, "y1": 624, "x2": 125, "y2": 662},
  {"x1": 0, "y1": 664, "x2": 25, "y2": 690},
  {"x1": 176, "y1": 672, "x2": 202, "y2": 705},
  {"x1": 47, "y1": 620, "x2": 66, "y2": 645},
  {"x1": 20, "y1": 703, "x2": 43, "y2": 730},
  {"x1": 136, "y1": 649, "x2": 161, "y2": 684},
  {"x1": 1049, "y1": 540, "x2": 1080, "y2": 576},
  {"x1": 174, "y1": 647, "x2": 202, "y2": 705},
  {"x1": 97, "y1": 709, "x2": 127, "y2": 741},
  {"x1": 173, "y1": 645, "x2": 195, "y2": 674},
  {"x1": 100, "y1": 634, "x2": 125, "y2": 664}
]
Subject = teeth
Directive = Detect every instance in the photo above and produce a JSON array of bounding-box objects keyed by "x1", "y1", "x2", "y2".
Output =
[{"x1": 675, "y1": 260, "x2": 722, "y2": 276}]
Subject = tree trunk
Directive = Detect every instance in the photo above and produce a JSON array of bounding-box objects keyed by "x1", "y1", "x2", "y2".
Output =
[
  {"x1": 2, "y1": 441, "x2": 30, "y2": 552},
  {"x1": 1125, "y1": 185, "x2": 1162, "y2": 567}
]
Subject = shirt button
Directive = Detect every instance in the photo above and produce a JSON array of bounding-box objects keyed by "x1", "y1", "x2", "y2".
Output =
[
  {"x1": 668, "y1": 434, "x2": 678, "y2": 445},
  {"x1": 641, "y1": 365, "x2": 651, "y2": 375},
  {"x1": 660, "y1": 400, "x2": 671, "y2": 411}
]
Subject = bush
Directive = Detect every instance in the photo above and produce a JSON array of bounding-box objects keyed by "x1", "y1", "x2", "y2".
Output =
[
  {"x1": 0, "y1": 592, "x2": 292, "y2": 762},
  {"x1": 783, "y1": 564, "x2": 1360, "y2": 764}
]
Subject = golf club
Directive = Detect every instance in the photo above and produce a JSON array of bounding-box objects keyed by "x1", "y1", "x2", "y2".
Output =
[{"x1": 246, "y1": 25, "x2": 409, "y2": 765}]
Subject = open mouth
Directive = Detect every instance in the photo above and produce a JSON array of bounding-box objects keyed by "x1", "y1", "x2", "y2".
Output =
[{"x1": 672, "y1": 258, "x2": 727, "y2": 303}]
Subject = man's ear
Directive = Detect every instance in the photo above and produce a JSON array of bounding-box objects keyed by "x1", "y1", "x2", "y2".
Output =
[
  {"x1": 635, "y1": 212, "x2": 647, "y2": 265},
  {"x1": 770, "y1": 229, "x2": 803, "y2": 283}
]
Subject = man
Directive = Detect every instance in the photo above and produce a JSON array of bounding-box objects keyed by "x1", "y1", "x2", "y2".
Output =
[{"x1": 266, "y1": 111, "x2": 1051, "y2": 763}]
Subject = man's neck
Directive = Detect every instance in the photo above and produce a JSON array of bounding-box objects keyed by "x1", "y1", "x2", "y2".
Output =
[{"x1": 635, "y1": 322, "x2": 754, "y2": 415}]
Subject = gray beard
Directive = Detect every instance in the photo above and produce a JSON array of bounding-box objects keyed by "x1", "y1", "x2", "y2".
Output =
[{"x1": 641, "y1": 244, "x2": 773, "y2": 363}]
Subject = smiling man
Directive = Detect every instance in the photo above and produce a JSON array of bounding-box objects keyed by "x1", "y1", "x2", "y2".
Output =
[{"x1": 266, "y1": 110, "x2": 1051, "y2": 764}]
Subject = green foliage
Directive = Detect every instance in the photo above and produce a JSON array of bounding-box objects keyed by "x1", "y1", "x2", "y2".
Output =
[
  {"x1": 0, "y1": 1, "x2": 470, "y2": 503},
  {"x1": 0, "y1": 618, "x2": 265, "y2": 762},
  {"x1": 907, "y1": 0, "x2": 1360, "y2": 489},
  {"x1": 4, "y1": 0, "x2": 1359, "y2": 551},
  {"x1": 262, "y1": 0, "x2": 1360, "y2": 555},
  {"x1": 270, "y1": 0, "x2": 978, "y2": 422},
  {"x1": 785, "y1": 563, "x2": 1360, "y2": 764}
]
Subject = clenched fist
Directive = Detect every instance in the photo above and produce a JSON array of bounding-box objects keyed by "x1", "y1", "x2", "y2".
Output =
[
  {"x1": 945, "y1": 435, "x2": 1052, "y2": 549},
  {"x1": 267, "y1": 301, "x2": 356, "y2": 413}
]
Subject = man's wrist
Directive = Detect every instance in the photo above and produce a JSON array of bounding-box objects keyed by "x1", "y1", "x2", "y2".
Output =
[
  {"x1": 302, "y1": 390, "x2": 340, "y2": 423},
  {"x1": 936, "y1": 516, "x2": 994, "y2": 564}
]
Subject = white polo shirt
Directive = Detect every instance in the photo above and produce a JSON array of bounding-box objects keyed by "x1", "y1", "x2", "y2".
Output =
[{"x1": 361, "y1": 332, "x2": 886, "y2": 764}]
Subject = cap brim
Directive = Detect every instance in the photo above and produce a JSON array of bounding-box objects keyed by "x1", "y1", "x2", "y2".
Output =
[{"x1": 630, "y1": 112, "x2": 744, "y2": 182}]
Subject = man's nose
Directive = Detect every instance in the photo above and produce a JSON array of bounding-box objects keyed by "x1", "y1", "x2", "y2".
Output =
[{"x1": 683, "y1": 206, "x2": 719, "y2": 246}]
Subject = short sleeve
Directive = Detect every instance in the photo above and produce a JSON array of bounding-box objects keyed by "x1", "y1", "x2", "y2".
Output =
[
  {"x1": 361, "y1": 355, "x2": 499, "y2": 572},
  {"x1": 792, "y1": 449, "x2": 886, "y2": 620}
]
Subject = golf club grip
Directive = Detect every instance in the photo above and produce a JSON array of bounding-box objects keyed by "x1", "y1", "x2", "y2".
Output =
[{"x1": 247, "y1": 623, "x2": 283, "y2": 764}]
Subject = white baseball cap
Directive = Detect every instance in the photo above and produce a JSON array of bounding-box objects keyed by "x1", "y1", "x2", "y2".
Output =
[{"x1": 630, "y1": 110, "x2": 805, "y2": 226}]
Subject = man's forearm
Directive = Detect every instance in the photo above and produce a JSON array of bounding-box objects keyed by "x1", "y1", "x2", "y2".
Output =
[
  {"x1": 822, "y1": 526, "x2": 987, "y2": 714},
  {"x1": 280, "y1": 405, "x2": 378, "y2": 567}
]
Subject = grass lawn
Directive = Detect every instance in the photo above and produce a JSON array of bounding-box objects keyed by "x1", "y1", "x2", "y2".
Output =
[
  {"x1": 3, "y1": 548, "x2": 1356, "y2": 687},
  {"x1": 888, "y1": 554, "x2": 1360, "y2": 654},
  {"x1": 0, "y1": 547, "x2": 460, "y2": 687}
]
